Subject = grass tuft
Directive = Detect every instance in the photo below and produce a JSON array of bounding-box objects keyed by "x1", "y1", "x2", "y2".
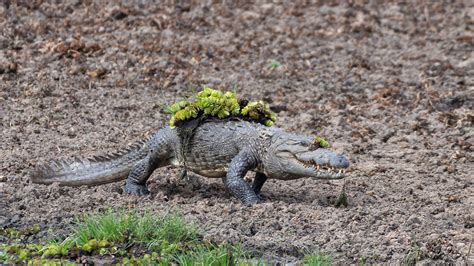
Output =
[
  {"x1": 400, "y1": 244, "x2": 425, "y2": 266},
  {"x1": 73, "y1": 210, "x2": 199, "y2": 250},
  {"x1": 269, "y1": 59, "x2": 282, "y2": 70},
  {"x1": 302, "y1": 252, "x2": 332, "y2": 266},
  {"x1": 174, "y1": 244, "x2": 247, "y2": 266}
]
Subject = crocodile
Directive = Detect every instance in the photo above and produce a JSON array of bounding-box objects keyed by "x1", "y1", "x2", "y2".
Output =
[{"x1": 31, "y1": 119, "x2": 350, "y2": 205}]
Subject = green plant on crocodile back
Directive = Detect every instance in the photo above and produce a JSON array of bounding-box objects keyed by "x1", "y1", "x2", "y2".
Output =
[{"x1": 164, "y1": 87, "x2": 276, "y2": 128}]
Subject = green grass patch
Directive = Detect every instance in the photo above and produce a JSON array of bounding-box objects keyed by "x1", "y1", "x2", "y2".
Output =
[
  {"x1": 269, "y1": 59, "x2": 282, "y2": 70},
  {"x1": 400, "y1": 244, "x2": 426, "y2": 266},
  {"x1": 1, "y1": 210, "x2": 336, "y2": 265},
  {"x1": 0, "y1": 210, "x2": 251, "y2": 265},
  {"x1": 302, "y1": 252, "x2": 332, "y2": 266},
  {"x1": 73, "y1": 210, "x2": 198, "y2": 250}
]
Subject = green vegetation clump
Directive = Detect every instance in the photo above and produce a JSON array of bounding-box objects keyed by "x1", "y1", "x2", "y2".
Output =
[
  {"x1": 164, "y1": 87, "x2": 277, "y2": 128},
  {"x1": 0, "y1": 242, "x2": 72, "y2": 263},
  {"x1": 0, "y1": 210, "x2": 333, "y2": 264},
  {"x1": 73, "y1": 210, "x2": 198, "y2": 252},
  {"x1": 334, "y1": 182, "x2": 348, "y2": 208},
  {"x1": 0, "y1": 224, "x2": 40, "y2": 238},
  {"x1": 313, "y1": 136, "x2": 330, "y2": 148},
  {"x1": 196, "y1": 88, "x2": 241, "y2": 118},
  {"x1": 241, "y1": 100, "x2": 277, "y2": 126},
  {"x1": 0, "y1": 210, "x2": 248, "y2": 264},
  {"x1": 401, "y1": 244, "x2": 426, "y2": 266},
  {"x1": 165, "y1": 87, "x2": 240, "y2": 128},
  {"x1": 269, "y1": 59, "x2": 283, "y2": 70},
  {"x1": 302, "y1": 252, "x2": 332, "y2": 266}
]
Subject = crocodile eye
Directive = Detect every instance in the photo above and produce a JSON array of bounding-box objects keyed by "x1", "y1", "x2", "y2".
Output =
[{"x1": 308, "y1": 143, "x2": 318, "y2": 150}]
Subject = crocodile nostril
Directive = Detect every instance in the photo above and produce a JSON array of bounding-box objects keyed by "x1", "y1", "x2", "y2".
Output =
[
  {"x1": 340, "y1": 157, "x2": 350, "y2": 168},
  {"x1": 332, "y1": 156, "x2": 350, "y2": 168}
]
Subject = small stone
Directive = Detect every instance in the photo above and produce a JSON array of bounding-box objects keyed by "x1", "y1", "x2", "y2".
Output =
[
  {"x1": 0, "y1": 175, "x2": 6, "y2": 182},
  {"x1": 271, "y1": 221, "x2": 282, "y2": 230},
  {"x1": 241, "y1": 10, "x2": 260, "y2": 20},
  {"x1": 67, "y1": 128, "x2": 77, "y2": 138},
  {"x1": 446, "y1": 165, "x2": 455, "y2": 173},
  {"x1": 260, "y1": 3, "x2": 274, "y2": 14},
  {"x1": 88, "y1": 68, "x2": 107, "y2": 78},
  {"x1": 0, "y1": 59, "x2": 17, "y2": 74},
  {"x1": 10, "y1": 214, "x2": 20, "y2": 224},
  {"x1": 111, "y1": 9, "x2": 128, "y2": 20},
  {"x1": 366, "y1": 190, "x2": 375, "y2": 197},
  {"x1": 407, "y1": 215, "x2": 422, "y2": 225}
]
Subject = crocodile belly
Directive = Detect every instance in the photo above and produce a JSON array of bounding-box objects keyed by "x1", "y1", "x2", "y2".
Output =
[{"x1": 186, "y1": 160, "x2": 228, "y2": 178}]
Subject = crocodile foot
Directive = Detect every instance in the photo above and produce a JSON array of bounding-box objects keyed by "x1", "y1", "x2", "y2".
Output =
[
  {"x1": 243, "y1": 195, "x2": 262, "y2": 206},
  {"x1": 124, "y1": 182, "x2": 150, "y2": 196},
  {"x1": 256, "y1": 193, "x2": 266, "y2": 202}
]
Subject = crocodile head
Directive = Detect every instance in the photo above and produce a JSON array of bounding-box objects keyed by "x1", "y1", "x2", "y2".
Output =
[{"x1": 263, "y1": 133, "x2": 350, "y2": 180}]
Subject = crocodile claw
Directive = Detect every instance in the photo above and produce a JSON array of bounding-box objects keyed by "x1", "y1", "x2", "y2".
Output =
[
  {"x1": 243, "y1": 195, "x2": 262, "y2": 206},
  {"x1": 256, "y1": 193, "x2": 266, "y2": 202},
  {"x1": 124, "y1": 182, "x2": 150, "y2": 196}
]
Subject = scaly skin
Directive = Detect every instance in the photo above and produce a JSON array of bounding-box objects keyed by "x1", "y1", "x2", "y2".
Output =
[{"x1": 31, "y1": 120, "x2": 350, "y2": 205}]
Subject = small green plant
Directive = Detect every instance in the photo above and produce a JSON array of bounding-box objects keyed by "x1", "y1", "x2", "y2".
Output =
[
  {"x1": 401, "y1": 244, "x2": 425, "y2": 266},
  {"x1": 0, "y1": 224, "x2": 41, "y2": 238},
  {"x1": 302, "y1": 252, "x2": 332, "y2": 266},
  {"x1": 0, "y1": 241, "x2": 73, "y2": 263},
  {"x1": 334, "y1": 182, "x2": 348, "y2": 208},
  {"x1": 241, "y1": 100, "x2": 277, "y2": 126},
  {"x1": 174, "y1": 243, "x2": 247, "y2": 266},
  {"x1": 313, "y1": 136, "x2": 330, "y2": 148},
  {"x1": 40, "y1": 243, "x2": 70, "y2": 258},
  {"x1": 120, "y1": 252, "x2": 168, "y2": 265},
  {"x1": 269, "y1": 59, "x2": 282, "y2": 70},
  {"x1": 79, "y1": 239, "x2": 109, "y2": 253}
]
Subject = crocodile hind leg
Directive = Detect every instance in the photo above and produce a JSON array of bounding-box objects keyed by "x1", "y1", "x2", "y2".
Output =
[
  {"x1": 223, "y1": 150, "x2": 260, "y2": 206},
  {"x1": 124, "y1": 129, "x2": 174, "y2": 196},
  {"x1": 124, "y1": 154, "x2": 156, "y2": 195}
]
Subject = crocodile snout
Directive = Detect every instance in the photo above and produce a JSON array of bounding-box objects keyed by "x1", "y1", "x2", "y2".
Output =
[
  {"x1": 330, "y1": 155, "x2": 350, "y2": 169},
  {"x1": 308, "y1": 149, "x2": 350, "y2": 169}
]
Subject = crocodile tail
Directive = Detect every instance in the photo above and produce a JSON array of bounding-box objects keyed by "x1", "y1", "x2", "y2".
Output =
[{"x1": 30, "y1": 140, "x2": 149, "y2": 186}]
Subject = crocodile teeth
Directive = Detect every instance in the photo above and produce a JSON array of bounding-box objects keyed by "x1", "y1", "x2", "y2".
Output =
[
  {"x1": 338, "y1": 169, "x2": 342, "y2": 174},
  {"x1": 316, "y1": 165, "x2": 320, "y2": 170}
]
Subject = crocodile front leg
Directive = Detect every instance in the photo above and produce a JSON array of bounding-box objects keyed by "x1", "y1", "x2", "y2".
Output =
[
  {"x1": 223, "y1": 150, "x2": 261, "y2": 206},
  {"x1": 252, "y1": 172, "x2": 267, "y2": 195},
  {"x1": 252, "y1": 172, "x2": 268, "y2": 201}
]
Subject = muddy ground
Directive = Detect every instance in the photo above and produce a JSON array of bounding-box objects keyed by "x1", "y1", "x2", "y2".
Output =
[{"x1": 0, "y1": 1, "x2": 473, "y2": 264}]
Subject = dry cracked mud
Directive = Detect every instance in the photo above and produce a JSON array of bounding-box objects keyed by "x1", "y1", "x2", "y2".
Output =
[{"x1": 1, "y1": 1, "x2": 473, "y2": 264}]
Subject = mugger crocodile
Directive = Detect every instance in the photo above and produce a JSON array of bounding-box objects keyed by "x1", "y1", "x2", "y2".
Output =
[{"x1": 31, "y1": 119, "x2": 349, "y2": 205}]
